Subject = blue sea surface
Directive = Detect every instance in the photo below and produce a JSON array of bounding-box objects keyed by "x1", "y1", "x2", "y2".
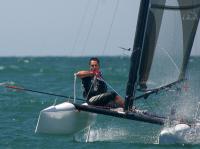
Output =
[{"x1": 0, "y1": 56, "x2": 200, "y2": 149}]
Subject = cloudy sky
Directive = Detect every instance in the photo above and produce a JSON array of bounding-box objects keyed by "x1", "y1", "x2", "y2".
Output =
[{"x1": 0, "y1": 0, "x2": 199, "y2": 56}]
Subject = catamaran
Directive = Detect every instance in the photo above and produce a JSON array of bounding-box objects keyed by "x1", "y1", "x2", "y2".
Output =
[{"x1": 3, "y1": 0, "x2": 200, "y2": 144}]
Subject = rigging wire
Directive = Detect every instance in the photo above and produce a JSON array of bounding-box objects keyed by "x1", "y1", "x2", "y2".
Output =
[
  {"x1": 102, "y1": 0, "x2": 119, "y2": 55},
  {"x1": 81, "y1": 0, "x2": 100, "y2": 55},
  {"x1": 98, "y1": 76, "x2": 123, "y2": 99},
  {"x1": 71, "y1": 0, "x2": 90, "y2": 55}
]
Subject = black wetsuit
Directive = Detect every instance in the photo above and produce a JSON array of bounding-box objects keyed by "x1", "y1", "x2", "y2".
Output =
[{"x1": 82, "y1": 76, "x2": 116, "y2": 106}]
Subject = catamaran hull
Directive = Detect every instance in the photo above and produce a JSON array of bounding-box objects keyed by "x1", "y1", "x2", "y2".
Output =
[
  {"x1": 35, "y1": 102, "x2": 96, "y2": 135},
  {"x1": 159, "y1": 123, "x2": 200, "y2": 144},
  {"x1": 159, "y1": 124, "x2": 190, "y2": 144}
]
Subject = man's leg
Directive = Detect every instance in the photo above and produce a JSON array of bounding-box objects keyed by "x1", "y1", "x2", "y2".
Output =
[
  {"x1": 114, "y1": 96, "x2": 124, "y2": 108},
  {"x1": 88, "y1": 92, "x2": 116, "y2": 106}
]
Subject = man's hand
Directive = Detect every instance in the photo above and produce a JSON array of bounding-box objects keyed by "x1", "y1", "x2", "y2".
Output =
[{"x1": 91, "y1": 70, "x2": 101, "y2": 78}]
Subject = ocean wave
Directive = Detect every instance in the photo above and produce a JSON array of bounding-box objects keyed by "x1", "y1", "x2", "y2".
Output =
[
  {"x1": 0, "y1": 66, "x2": 5, "y2": 70},
  {"x1": 9, "y1": 65, "x2": 19, "y2": 70}
]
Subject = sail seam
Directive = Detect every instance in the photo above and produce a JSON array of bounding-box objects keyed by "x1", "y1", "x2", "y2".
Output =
[{"x1": 160, "y1": 46, "x2": 180, "y2": 74}]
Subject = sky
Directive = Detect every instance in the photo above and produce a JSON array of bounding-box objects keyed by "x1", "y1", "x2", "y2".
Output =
[{"x1": 0, "y1": 0, "x2": 199, "y2": 56}]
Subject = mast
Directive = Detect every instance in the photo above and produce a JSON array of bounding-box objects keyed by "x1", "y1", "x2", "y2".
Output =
[{"x1": 124, "y1": 0, "x2": 150, "y2": 111}]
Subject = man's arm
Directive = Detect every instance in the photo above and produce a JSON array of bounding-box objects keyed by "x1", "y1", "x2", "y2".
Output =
[{"x1": 75, "y1": 71, "x2": 94, "y2": 79}]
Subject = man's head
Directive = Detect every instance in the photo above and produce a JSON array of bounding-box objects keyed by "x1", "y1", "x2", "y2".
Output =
[{"x1": 89, "y1": 57, "x2": 100, "y2": 71}]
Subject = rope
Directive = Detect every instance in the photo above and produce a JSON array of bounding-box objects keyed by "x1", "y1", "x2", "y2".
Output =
[
  {"x1": 73, "y1": 73, "x2": 96, "y2": 101},
  {"x1": 73, "y1": 73, "x2": 95, "y2": 102},
  {"x1": 98, "y1": 76, "x2": 123, "y2": 99},
  {"x1": 4, "y1": 85, "x2": 85, "y2": 101},
  {"x1": 74, "y1": 73, "x2": 77, "y2": 103}
]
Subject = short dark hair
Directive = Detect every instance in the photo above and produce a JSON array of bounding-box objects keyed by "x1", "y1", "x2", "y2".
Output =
[{"x1": 89, "y1": 57, "x2": 100, "y2": 65}]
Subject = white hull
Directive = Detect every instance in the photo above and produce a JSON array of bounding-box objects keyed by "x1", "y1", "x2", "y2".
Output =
[
  {"x1": 159, "y1": 123, "x2": 200, "y2": 144},
  {"x1": 35, "y1": 102, "x2": 96, "y2": 135}
]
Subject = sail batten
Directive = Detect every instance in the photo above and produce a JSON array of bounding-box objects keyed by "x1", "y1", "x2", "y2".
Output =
[
  {"x1": 135, "y1": 79, "x2": 184, "y2": 101},
  {"x1": 151, "y1": 4, "x2": 200, "y2": 10}
]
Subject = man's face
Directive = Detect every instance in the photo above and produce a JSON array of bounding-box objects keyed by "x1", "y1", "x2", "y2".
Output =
[{"x1": 90, "y1": 60, "x2": 100, "y2": 71}]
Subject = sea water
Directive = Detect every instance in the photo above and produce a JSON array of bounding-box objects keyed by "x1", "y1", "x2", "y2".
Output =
[{"x1": 0, "y1": 56, "x2": 200, "y2": 148}]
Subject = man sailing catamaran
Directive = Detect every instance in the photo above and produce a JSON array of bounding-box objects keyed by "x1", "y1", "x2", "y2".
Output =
[{"x1": 75, "y1": 57, "x2": 124, "y2": 108}]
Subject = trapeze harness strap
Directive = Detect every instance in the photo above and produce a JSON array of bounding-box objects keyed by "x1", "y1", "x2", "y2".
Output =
[
  {"x1": 99, "y1": 76, "x2": 123, "y2": 99},
  {"x1": 93, "y1": 76, "x2": 98, "y2": 91}
]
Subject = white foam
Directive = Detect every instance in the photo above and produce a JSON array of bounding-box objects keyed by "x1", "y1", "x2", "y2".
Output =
[{"x1": 74, "y1": 126, "x2": 132, "y2": 143}]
